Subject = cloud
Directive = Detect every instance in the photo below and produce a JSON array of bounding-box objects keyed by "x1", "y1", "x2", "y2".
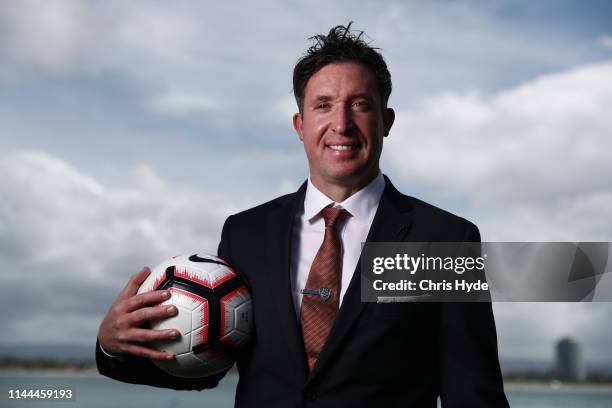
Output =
[
  {"x1": 600, "y1": 34, "x2": 612, "y2": 50},
  {"x1": 0, "y1": 1, "x2": 600, "y2": 123},
  {"x1": 385, "y1": 60, "x2": 612, "y2": 241},
  {"x1": 147, "y1": 90, "x2": 221, "y2": 116},
  {"x1": 0, "y1": 0, "x2": 299, "y2": 121},
  {"x1": 0, "y1": 1, "x2": 203, "y2": 80},
  {"x1": 494, "y1": 302, "x2": 612, "y2": 364},
  {"x1": 0, "y1": 0, "x2": 87, "y2": 77},
  {"x1": 0, "y1": 150, "x2": 235, "y2": 344}
]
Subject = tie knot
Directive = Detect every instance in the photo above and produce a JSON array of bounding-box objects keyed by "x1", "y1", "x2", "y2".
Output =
[{"x1": 321, "y1": 206, "x2": 349, "y2": 228}]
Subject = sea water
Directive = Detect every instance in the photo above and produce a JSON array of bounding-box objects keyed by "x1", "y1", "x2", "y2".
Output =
[{"x1": 1, "y1": 372, "x2": 612, "y2": 407}]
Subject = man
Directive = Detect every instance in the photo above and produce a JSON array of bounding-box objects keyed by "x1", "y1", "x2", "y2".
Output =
[{"x1": 97, "y1": 24, "x2": 509, "y2": 407}]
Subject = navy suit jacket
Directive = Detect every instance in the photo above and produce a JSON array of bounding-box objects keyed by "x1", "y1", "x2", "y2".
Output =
[{"x1": 97, "y1": 176, "x2": 509, "y2": 407}]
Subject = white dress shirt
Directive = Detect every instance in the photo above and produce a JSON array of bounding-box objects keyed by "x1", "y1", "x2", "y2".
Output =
[{"x1": 290, "y1": 173, "x2": 385, "y2": 320}]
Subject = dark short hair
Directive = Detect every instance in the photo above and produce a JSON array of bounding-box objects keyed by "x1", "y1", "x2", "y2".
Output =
[{"x1": 292, "y1": 22, "x2": 392, "y2": 113}]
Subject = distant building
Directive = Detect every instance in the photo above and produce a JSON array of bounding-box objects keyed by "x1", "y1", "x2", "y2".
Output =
[{"x1": 556, "y1": 337, "x2": 585, "y2": 381}]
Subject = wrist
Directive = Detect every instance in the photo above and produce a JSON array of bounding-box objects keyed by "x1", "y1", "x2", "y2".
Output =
[{"x1": 98, "y1": 338, "x2": 128, "y2": 360}]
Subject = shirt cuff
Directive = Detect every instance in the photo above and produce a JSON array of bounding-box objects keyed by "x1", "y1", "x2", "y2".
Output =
[{"x1": 98, "y1": 339, "x2": 128, "y2": 360}]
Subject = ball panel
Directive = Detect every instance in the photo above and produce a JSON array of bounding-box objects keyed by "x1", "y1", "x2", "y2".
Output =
[
  {"x1": 219, "y1": 287, "x2": 250, "y2": 336},
  {"x1": 190, "y1": 325, "x2": 209, "y2": 349},
  {"x1": 153, "y1": 352, "x2": 231, "y2": 378},
  {"x1": 174, "y1": 264, "x2": 235, "y2": 289},
  {"x1": 168, "y1": 286, "x2": 207, "y2": 311},
  {"x1": 191, "y1": 301, "x2": 209, "y2": 332},
  {"x1": 152, "y1": 329, "x2": 192, "y2": 355},
  {"x1": 234, "y1": 300, "x2": 252, "y2": 334},
  {"x1": 222, "y1": 286, "x2": 250, "y2": 306},
  {"x1": 138, "y1": 265, "x2": 168, "y2": 293},
  {"x1": 219, "y1": 297, "x2": 235, "y2": 339},
  {"x1": 193, "y1": 350, "x2": 234, "y2": 375},
  {"x1": 219, "y1": 327, "x2": 249, "y2": 348},
  {"x1": 218, "y1": 287, "x2": 253, "y2": 348},
  {"x1": 150, "y1": 304, "x2": 191, "y2": 333}
]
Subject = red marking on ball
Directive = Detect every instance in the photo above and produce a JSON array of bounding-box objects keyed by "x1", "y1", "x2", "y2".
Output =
[{"x1": 174, "y1": 266, "x2": 235, "y2": 289}]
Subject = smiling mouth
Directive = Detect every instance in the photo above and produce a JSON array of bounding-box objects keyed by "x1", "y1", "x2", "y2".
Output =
[{"x1": 327, "y1": 144, "x2": 360, "y2": 151}]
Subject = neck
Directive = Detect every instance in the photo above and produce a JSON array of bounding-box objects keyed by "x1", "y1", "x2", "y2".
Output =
[{"x1": 310, "y1": 171, "x2": 379, "y2": 202}]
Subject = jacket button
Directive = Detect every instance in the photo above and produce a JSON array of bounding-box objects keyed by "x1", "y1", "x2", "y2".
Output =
[{"x1": 303, "y1": 389, "x2": 317, "y2": 401}]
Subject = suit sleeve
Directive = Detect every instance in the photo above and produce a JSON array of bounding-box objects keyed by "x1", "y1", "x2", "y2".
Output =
[
  {"x1": 217, "y1": 215, "x2": 233, "y2": 265},
  {"x1": 439, "y1": 224, "x2": 509, "y2": 407},
  {"x1": 218, "y1": 215, "x2": 251, "y2": 289},
  {"x1": 95, "y1": 339, "x2": 225, "y2": 390},
  {"x1": 95, "y1": 217, "x2": 237, "y2": 390}
]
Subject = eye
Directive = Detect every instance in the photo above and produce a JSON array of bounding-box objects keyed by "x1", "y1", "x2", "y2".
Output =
[
  {"x1": 316, "y1": 102, "x2": 331, "y2": 110},
  {"x1": 352, "y1": 100, "x2": 370, "y2": 111}
]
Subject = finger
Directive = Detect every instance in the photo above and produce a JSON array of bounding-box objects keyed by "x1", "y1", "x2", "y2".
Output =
[
  {"x1": 119, "y1": 343, "x2": 175, "y2": 360},
  {"x1": 123, "y1": 328, "x2": 180, "y2": 343},
  {"x1": 118, "y1": 267, "x2": 151, "y2": 300},
  {"x1": 122, "y1": 290, "x2": 172, "y2": 313},
  {"x1": 129, "y1": 304, "x2": 178, "y2": 327}
]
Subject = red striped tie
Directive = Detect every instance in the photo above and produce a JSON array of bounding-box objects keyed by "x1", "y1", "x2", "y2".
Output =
[{"x1": 300, "y1": 206, "x2": 349, "y2": 372}]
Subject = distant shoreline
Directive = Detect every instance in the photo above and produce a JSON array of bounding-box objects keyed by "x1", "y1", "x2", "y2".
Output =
[
  {"x1": 504, "y1": 381, "x2": 612, "y2": 393},
  {"x1": 0, "y1": 368, "x2": 241, "y2": 378}
]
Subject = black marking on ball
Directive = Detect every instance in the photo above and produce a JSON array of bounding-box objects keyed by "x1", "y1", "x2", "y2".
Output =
[{"x1": 189, "y1": 254, "x2": 228, "y2": 266}]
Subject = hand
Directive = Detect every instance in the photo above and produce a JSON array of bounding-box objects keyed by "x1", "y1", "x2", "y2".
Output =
[{"x1": 98, "y1": 267, "x2": 180, "y2": 360}]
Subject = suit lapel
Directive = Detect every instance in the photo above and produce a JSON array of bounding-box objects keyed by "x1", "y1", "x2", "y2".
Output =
[
  {"x1": 307, "y1": 176, "x2": 414, "y2": 382},
  {"x1": 265, "y1": 182, "x2": 309, "y2": 378}
]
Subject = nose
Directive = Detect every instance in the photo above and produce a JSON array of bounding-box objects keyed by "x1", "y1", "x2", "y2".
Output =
[{"x1": 332, "y1": 104, "x2": 354, "y2": 134}]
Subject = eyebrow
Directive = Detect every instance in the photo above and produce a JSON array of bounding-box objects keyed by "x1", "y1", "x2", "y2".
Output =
[
  {"x1": 350, "y1": 93, "x2": 375, "y2": 101},
  {"x1": 313, "y1": 95, "x2": 333, "y2": 103},
  {"x1": 310, "y1": 93, "x2": 374, "y2": 103}
]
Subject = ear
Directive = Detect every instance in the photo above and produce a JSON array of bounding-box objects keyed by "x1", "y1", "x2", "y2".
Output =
[
  {"x1": 383, "y1": 108, "x2": 395, "y2": 137},
  {"x1": 293, "y1": 112, "x2": 304, "y2": 141}
]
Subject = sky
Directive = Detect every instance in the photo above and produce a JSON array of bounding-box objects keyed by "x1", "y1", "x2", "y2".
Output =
[{"x1": 1, "y1": 0, "x2": 611, "y2": 365}]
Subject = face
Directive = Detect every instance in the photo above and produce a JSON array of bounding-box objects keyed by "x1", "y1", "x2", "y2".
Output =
[{"x1": 293, "y1": 62, "x2": 394, "y2": 192}]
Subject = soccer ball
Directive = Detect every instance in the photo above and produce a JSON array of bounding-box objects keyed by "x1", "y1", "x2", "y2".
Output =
[{"x1": 136, "y1": 253, "x2": 253, "y2": 378}]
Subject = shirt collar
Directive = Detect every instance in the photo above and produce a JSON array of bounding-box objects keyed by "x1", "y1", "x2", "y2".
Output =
[{"x1": 304, "y1": 172, "x2": 386, "y2": 222}]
